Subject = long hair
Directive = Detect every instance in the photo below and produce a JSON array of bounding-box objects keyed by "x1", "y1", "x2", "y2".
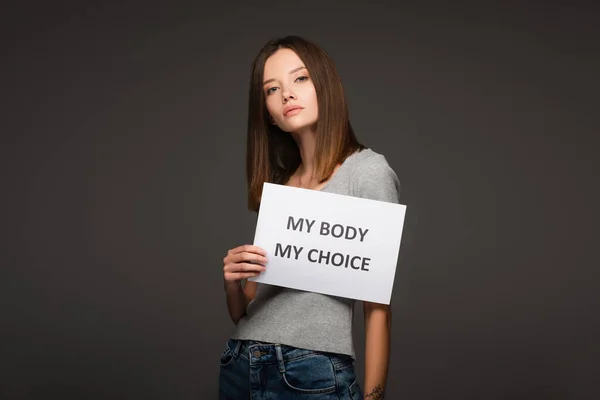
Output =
[{"x1": 246, "y1": 36, "x2": 364, "y2": 212}]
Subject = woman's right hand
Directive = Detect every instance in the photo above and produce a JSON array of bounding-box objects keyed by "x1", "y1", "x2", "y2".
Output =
[{"x1": 223, "y1": 245, "x2": 268, "y2": 285}]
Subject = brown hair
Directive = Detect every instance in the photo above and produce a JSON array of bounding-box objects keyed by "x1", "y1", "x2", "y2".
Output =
[{"x1": 246, "y1": 36, "x2": 364, "y2": 212}]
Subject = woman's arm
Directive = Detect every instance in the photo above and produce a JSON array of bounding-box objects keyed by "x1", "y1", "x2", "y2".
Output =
[
  {"x1": 224, "y1": 280, "x2": 258, "y2": 324},
  {"x1": 222, "y1": 244, "x2": 265, "y2": 324},
  {"x1": 353, "y1": 152, "x2": 401, "y2": 399},
  {"x1": 362, "y1": 301, "x2": 392, "y2": 399}
]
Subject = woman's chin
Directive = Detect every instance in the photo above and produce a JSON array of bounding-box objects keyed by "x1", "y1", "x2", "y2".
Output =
[{"x1": 282, "y1": 121, "x2": 318, "y2": 135}]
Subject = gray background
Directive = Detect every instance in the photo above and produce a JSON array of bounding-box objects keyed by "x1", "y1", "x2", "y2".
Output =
[{"x1": 2, "y1": 1, "x2": 598, "y2": 399}]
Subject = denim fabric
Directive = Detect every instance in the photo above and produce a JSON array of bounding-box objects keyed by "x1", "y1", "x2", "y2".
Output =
[{"x1": 218, "y1": 339, "x2": 362, "y2": 399}]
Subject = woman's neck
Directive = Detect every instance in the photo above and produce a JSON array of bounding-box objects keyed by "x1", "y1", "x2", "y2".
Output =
[{"x1": 291, "y1": 128, "x2": 318, "y2": 180}]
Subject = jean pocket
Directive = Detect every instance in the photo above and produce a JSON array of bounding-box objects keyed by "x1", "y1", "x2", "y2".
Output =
[
  {"x1": 328, "y1": 353, "x2": 355, "y2": 371},
  {"x1": 219, "y1": 340, "x2": 235, "y2": 367},
  {"x1": 348, "y1": 380, "x2": 362, "y2": 400},
  {"x1": 281, "y1": 353, "x2": 336, "y2": 394}
]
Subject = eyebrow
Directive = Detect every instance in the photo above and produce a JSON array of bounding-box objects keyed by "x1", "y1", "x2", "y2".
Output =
[{"x1": 263, "y1": 66, "x2": 307, "y2": 85}]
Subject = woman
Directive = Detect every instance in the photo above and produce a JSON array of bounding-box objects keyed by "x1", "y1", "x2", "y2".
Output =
[{"x1": 220, "y1": 36, "x2": 400, "y2": 399}]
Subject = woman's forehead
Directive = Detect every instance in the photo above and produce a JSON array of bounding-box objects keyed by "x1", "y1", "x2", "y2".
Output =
[{"x1": 264, "y1": 49, "x2": 305, "y2": 73}]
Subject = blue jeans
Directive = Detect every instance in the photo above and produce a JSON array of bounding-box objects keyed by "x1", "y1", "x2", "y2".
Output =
[{"x1": 218, "y1": 339, "x2": 362, "y2": 399}]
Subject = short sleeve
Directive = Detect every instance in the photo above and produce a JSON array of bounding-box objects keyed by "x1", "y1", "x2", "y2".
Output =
[{"x1": 354, "y1": 154, "x2": 401, "y2": 204}]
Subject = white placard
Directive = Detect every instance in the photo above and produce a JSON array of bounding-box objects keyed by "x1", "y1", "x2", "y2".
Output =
[{"x1": 249, "y1": 182, "x2": 406, "y2": 304}]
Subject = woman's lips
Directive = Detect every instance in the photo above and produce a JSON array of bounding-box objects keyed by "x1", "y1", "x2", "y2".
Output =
[
  {"x1": 285, "y1": 108, "x2": 303, "y2": 116},
  {"x1": 283, "y1": 105, "x2": 304, "y2": 116}
]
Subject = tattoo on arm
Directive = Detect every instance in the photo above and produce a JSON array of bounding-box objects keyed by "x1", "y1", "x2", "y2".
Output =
[{"x1": 364, "y1": 384, "x2": 384, "y2": 399}]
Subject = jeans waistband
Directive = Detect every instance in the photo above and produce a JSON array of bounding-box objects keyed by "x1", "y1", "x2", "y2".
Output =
[{"x1": 228, "y1": 339, "x2": 353, "y2": 369}]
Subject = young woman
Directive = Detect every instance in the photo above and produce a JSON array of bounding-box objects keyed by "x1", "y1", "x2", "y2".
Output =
[{"x1": 220, "y1": 36, "x2": 400, "y2": 400}]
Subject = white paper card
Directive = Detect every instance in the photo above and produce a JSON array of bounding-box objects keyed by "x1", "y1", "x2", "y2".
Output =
[{"x1": 249, "y1": 182, "x2": 406, "y2": 304}]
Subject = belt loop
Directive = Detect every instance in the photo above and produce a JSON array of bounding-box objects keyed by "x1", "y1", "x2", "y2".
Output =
[
  {"x1": 275, "y1": 344, "x2": 285, "y2": 373},
  {"x1": 232, "y1": 339, "x2": 242, "y2": 357}
]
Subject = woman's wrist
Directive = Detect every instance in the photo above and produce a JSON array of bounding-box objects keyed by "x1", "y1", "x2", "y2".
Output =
[{"x1": 223, "y1": 279, "x2": 242, "y2": 292}]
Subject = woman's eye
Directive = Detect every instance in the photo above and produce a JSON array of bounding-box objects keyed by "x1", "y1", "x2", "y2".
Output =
[
  {"x1": 266, "y1": 87, "x2": 277, "y2": 95},
  {"x1": 295, "y1": 76, "x2": 308, "y2": 82}
]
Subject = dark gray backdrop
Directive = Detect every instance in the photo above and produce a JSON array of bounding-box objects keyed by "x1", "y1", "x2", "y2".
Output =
[{"x1": 2, "y1": 1, "x2": 598, "y2": 399}]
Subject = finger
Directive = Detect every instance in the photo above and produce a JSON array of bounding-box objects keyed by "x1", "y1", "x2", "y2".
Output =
[
  {"x1": 236, "y1": 271, "x2": 263, "y2": 279},
  {"x1": 224, "y1": 262, "x2": 266, "y2": 273},
  {"x1": 230, "y1": 252, "x2": 268, "y2": 265},
  {"x1": 225, "y1": 271, "x2": 262, "y2": 281},
  {"x1": 223, "y1": 252, "x2": 267, "y2": 266},
  {"x1": 228, "y1": 245, "x2": 267, "y2": 256}
]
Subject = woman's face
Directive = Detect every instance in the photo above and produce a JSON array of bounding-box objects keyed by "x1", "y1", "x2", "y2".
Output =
[{"x1": 263, "y1": 48, "x2": 318, "y2": 133}]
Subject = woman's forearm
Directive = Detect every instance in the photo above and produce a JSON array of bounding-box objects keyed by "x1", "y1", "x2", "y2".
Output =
[
  {"x1": 224, "y1": 281, "x2": 249, "y2": 324},
  {"x1": 363, "y1": 302, "x2": 392, "y2": 399}
]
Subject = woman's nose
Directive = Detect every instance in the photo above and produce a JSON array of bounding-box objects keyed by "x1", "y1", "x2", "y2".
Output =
[{"x1": 282, "y1": 90, "x2": 296, "y2": 102}]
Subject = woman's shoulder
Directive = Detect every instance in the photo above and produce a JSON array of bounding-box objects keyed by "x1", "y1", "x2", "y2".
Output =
[
  {"x1": 348, "y1": 148, "x2": 401, "y2": 203},
  {"x1": 346, "y1": 147, "x2": 390, "y2": 167},
  {"x1": 347, "y1": 148, "x2": 398, "y2": 180}
]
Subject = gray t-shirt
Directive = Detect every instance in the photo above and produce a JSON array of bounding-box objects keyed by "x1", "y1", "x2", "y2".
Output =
[{"x1": 231, "y1": 148, "x2": 401, "y2": 357}]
